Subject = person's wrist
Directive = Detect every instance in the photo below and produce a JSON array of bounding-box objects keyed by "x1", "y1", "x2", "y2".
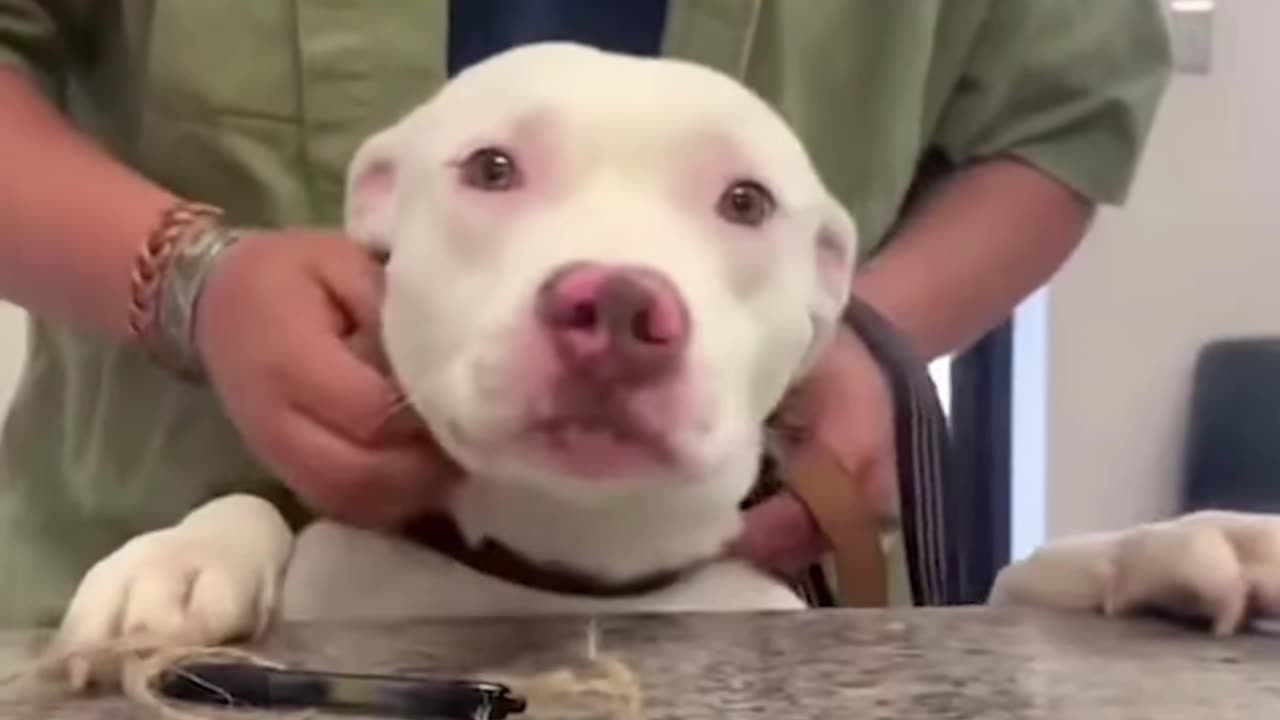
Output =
[
  {"x1": 127, "y1": 198, "x2": 244, "y2": 382},
  {"x1": 157, "y1": 220, "x2": 244, "y2": 380}
]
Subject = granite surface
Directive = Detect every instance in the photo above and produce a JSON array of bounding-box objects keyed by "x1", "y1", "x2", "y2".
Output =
[{"x1": 2, "y1": 607, "x2": 1280, "y2": 719}]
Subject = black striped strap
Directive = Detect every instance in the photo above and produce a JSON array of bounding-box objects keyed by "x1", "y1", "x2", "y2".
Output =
[
  {"x1": 743, "y1": 294, "x2": 955, "y2": 607},
  {"x1": 840, "y1": 294, "x2": 953, "y2": 606}
]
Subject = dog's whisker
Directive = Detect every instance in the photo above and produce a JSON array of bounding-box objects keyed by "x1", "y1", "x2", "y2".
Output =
[
  {"x1": 370, "y1": 378, "x2": 438, "y2": 439},
  {"x1": 585, "y1": 618, "x2": 600, "y2": 661},
  {"x1": 371, "y1": 394, "x2": 414, "y2": 436}
]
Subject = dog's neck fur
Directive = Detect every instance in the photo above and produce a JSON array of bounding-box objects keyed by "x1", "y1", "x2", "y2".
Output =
[{"x1": 446, "y1": 466, "x2": 751, "y2": 584}]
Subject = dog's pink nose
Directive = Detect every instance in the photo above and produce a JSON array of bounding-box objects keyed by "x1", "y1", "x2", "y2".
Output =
[{"x1": 537, "y1": 262, "x2": 690, "y2": 383}]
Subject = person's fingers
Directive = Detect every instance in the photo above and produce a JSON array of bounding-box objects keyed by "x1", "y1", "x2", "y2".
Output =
[
  {"x1": 730, "y1": 494, "x2": 828, "y2": 578},
  {"x1": 276, "y1": 241, "x2": 435, "y2": 446},
  {"x1": 372, "y1": 396, "x2": 438, "y2": 446},
  {"x1": 266, "y1": 278, "x2": 418, "y2": 446},
  {"x1": 345, "y1": 323, "x2": 393, "y2": 375},
  {"x1": 806, "y1": 409, "x2": 897, "y2": 511},
  {"x1": 264, "y1": 410, "x2": 457, "y2": 528},
  {"x1": 269, "y1": 322, "x2": 429, "y2": 450},
  {"x1": 767, "y1": 386, "x2": 813, "y2": 446},
  {"x1": 279, "y1": 337, "x2": 409, "y2": 446},
  {"x1": 310, "y1": 240, "x2": 386, "y2": 336},
  {"x1": 333, "y1": 444, "x2": 460, "y2": 529}
]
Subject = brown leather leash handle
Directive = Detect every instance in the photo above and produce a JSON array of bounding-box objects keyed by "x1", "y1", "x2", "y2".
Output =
[
  {"x1": 784, "y1": 442, "x2": 889, "y2": 607},
  {"x1": 776, "y1": 294, "x2": 953, "y2": 608},
  {"x1": 842, "y1": 294, "x2": 953, "y2": 606}
]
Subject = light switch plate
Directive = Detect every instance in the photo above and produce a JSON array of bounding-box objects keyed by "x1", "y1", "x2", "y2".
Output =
[{"x1": 1166, "y1": 0, "x2": 1214, "y2": 74}]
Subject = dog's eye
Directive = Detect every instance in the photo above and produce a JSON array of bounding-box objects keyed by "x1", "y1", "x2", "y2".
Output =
[
  {"x1": 460, "y1": 147, "x2": 521, "y2": 191},
  {"x1": 717, "y1": 180, "x2": 775, "y2": 227}
]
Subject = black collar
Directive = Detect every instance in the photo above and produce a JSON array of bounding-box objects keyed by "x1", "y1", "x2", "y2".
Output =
[{"x1": 400, "y1": 515, "x2": 689, "y2": 598}]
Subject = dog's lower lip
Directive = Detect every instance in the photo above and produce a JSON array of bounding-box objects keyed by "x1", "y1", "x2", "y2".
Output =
[
  {"x1": 536, "y1": 416, "x2": 633, "y2": 439},
  {"x1": 528, "y1": 416, "x2": 675, "y2": 475}
]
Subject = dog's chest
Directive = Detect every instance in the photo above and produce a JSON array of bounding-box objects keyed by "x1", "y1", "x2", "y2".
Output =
[{"x1": 280, "y1": 521, "x2": 805, "y2": 622}]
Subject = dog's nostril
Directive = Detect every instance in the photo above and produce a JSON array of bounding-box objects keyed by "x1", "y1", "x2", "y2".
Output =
[
  {"x1": 566, "y1": 301, "x2": 598, "y2": 330},
  {"x1": 539, "y1": 264, "x2": 689, "y2": 374},
  {"x1": 631, "y1": 307, "x2": 664, "y2": 344}
]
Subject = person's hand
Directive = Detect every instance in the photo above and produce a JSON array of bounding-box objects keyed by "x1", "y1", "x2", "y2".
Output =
[
  {"x1": 193, "y1": 228, "x2": 459, "y2": 529},
  {"x1": 728, "y1": 326, "x2": 897, "y2": 576}
]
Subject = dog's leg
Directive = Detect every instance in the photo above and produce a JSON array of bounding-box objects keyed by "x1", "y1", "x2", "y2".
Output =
[
  {"x1": 989, "y1": 511, "x2": 1280, "y2": 635},
  {"x1": 49, "y1": 494, "x2": 294, "y2": 690}
]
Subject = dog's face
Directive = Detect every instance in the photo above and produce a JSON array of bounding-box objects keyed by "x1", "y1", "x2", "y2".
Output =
[{"x1": 346, "y1": 43, "x2": 857, "y2": 515}]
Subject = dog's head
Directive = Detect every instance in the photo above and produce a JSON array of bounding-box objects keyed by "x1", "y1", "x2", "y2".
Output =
[{"x1": 345, "y1": 43, "x2": 857, "y2": 572}]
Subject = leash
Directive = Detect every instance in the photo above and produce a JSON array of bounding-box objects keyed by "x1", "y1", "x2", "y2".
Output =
[
  {"x1": 758, "y1": 294, "x2": 954, "y2": 608},
  {"x1": 840, "y1": 293, "x2": 953, "y2": 606},
  {"x1": 782, "y1": 440, "x2": 890, "y2": 607}
]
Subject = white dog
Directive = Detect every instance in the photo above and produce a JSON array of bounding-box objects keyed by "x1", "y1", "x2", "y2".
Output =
[{"x1": 49, "y1": 43, "x2": 1280, "y2": 688}]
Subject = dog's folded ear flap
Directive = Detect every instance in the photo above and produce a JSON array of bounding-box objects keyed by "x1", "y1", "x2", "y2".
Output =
[
  {"x1": 344, "y1": 126, "x2": 404, "y2": 255},
  {"x1": 800, "y1": 200, "x2": 858, "y2": 369},
  {"x1": 791, "y1": 201, "x2": 859, "y2": 382},
  {"x1": 813, "y1": 201, "x2": 859, "y2": 320}
]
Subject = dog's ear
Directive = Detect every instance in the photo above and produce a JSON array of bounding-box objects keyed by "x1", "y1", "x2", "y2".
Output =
[
  {"x1": 344, "y1": 125, "x2": 404, "y2": 254},
  {"x1": 811, "y1": 199, "x2": 859, "y2": 326},
  {"x1": 793, "y1": 199, "x2": 859, "y2": 378}
]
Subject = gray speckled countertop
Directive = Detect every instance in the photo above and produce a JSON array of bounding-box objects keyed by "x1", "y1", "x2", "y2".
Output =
[{"x1": 3, "y1": 607, "x2": 1280, "y2": 718}]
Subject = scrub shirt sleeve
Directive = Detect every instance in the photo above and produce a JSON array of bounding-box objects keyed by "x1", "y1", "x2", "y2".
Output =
[
  {"x1": 931, "y1": 0, "x2": 1175, "y2": 205},
  {"x1": 0, "y1": 0, "x2": 95, "y2": 102}
]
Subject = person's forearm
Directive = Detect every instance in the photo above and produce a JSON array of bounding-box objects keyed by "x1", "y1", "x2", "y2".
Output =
[
  {"x1": 0, "y1": 67, "x2": 178, "y2": 340},
  {"x1": 852, "y1": 158, "x2": 1094, "y2": 361}
]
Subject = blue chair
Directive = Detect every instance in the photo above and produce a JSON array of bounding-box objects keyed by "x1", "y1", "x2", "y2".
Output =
[{"x1": 1181, "y1": 337, "x2": 1280, "y2": 514}]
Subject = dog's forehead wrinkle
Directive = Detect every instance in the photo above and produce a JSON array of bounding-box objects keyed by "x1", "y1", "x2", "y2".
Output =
[
  {"x1": 391, "y1": 47, "x2": 837, "y2": 225},
  {"x1": 436, "y1": 45, "x2": 808, "y2": 153}
]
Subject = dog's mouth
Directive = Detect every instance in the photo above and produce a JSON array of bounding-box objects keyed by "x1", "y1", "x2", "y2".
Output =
[{"x1": 524, "y1": 403, "x2": 677, "y2": 479}]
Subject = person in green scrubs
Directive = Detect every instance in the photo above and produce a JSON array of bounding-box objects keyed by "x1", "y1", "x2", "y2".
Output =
[{"x1": 0, "y1": 2, "x2": 1173, "y2": 626}]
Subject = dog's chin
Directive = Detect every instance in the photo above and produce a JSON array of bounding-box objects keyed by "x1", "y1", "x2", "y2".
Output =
[{"x1": 425, "y1": 395, "x2": 762, "y2": 578}]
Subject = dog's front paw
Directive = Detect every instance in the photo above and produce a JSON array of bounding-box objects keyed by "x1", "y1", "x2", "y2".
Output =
[
  {"x1": 990, "y1": 511, "x2": 1280, "y2": 635},
  {"x1": 1103, "y1": 511, "x2": 1280, "y2": 635},
  {"x1": 48, "y1": 495, "x2": 293, "y2": 690}
]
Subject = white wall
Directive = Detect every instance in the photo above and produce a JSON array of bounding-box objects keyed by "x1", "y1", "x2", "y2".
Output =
[
  {"x1": 0, "y1": 303, "x2": 25, "y2": 415},
  {"x1": 1044, "y1": 0, "x2": 1280, "y2": 538}
]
